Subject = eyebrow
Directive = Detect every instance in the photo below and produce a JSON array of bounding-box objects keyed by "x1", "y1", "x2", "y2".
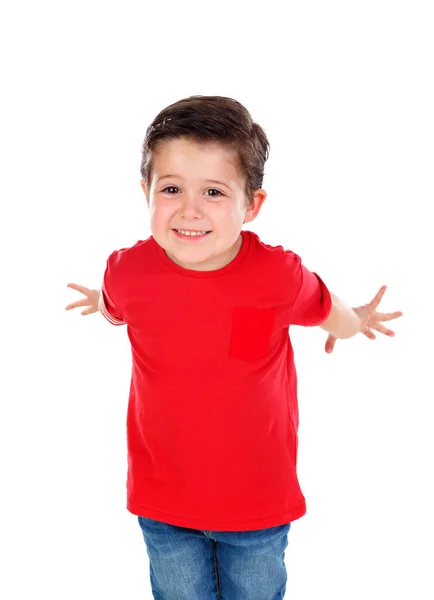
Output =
[{"x1": 157, "y1": 175, "x2": 231, "y2": 189}]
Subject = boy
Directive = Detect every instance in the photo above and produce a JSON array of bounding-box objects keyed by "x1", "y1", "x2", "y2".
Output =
[{"x1": 65, "y1": 95, "x2": 402, "y2": 600}]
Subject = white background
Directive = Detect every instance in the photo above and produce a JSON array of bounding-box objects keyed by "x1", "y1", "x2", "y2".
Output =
[{"x1": 1, "y1": 0, "x2": 433, "y2": 598}]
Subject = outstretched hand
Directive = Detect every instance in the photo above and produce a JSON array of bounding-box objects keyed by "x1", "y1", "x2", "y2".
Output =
[
  {"x1": 325, "y1": 285, "x2": 403, "y2": 354},
  {"x1": 65, "y1": 283, "x2": 100, "y2": 315}
]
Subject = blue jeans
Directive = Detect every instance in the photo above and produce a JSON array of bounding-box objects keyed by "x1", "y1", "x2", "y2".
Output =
[{"x1": 137, "y1": 516, "x2": 291, "y2": 600}]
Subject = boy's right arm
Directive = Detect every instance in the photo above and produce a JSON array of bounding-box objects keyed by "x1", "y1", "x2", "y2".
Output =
[
  {"x1": 98, "y1": 283, "x2": 126, "y2": 326},
  {"x1": 65, "y1": 283, "x2": 125, "y2": 325},
  {"x1": 65, "y1": 283, "x2": 100, "y2": 316}
]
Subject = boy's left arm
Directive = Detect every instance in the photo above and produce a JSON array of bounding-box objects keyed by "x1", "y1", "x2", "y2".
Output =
[{"x1": 320, "y1": 285, "x2": 403, "y2": 354}]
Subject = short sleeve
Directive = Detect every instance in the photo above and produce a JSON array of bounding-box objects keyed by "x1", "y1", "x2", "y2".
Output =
[
  {"x1": 99, "y1": 254, "x2": 125, "y2": 326},
  {"x1": 291, "y1": 261, "x2": 332, "y2": 327}
]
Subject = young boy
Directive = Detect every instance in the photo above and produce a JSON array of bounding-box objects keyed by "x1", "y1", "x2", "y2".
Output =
[{"x1": 65, "y1": 95, "x2": 402, "y2": 600}]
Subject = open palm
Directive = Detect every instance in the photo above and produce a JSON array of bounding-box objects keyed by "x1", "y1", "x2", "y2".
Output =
[
  {"x1": 65, "y1": 283, "x2": 100, "y2": 315},
  {"x1": 325, "y1": 285, "x2": 403, "y2": 354}
]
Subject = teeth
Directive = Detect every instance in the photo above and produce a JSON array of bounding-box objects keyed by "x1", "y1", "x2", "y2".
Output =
[{"x1": 176, "y1": 229, "x2": 207, "y2": 237}]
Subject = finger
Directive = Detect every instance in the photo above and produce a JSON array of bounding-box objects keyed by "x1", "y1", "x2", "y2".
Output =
[
  {"x1": 65, "y1": 302, "x2": 80, "y2": 310},
  {"x1": 370, "y1": 285, "x2": 387, "y2": 310},
  {"x1": 65, "y1": 299, "x2": 89, "y2": 310},
  {"x1": 370, "y1": 322, "x2": 395, "y2": 336},
  {"x1": 375, "y1": 311, "x2": 403, "y2": 322},
  {"x1": 325, "y1": 335, "x2": 337, "y2": 353},
  {"x1": 66, "y1": 283, "x2": 91, "y2": 295},
  {"x1": 362, "y1": 328, "x2": 376, "y2": 340}
]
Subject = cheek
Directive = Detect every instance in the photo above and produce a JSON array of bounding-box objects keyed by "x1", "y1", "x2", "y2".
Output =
[{"x1": 150, "y1": 205, "x2": 171, "y2": 226}]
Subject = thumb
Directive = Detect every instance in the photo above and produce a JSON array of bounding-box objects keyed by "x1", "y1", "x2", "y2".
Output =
[{"x1": 325, "y1": 334, "x2": 336, "y2": 354}]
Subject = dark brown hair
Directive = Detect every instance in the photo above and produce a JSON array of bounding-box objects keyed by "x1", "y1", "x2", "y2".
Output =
[{"x1": 140, "y1": 95, "x2": 270, "y2": 207}]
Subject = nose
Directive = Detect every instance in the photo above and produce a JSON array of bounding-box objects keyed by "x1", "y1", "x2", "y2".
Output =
[{"x1": 179, "y1": 193, "x2": 204, "y2": 218}]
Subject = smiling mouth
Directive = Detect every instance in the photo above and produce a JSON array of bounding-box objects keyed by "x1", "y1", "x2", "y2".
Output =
[
  {"x1": 172, "y1": 229, "x2": 212, "y2": 236},
  {"x1": 171, "y1": 229, "x2": 212, "y2": 242},
  {"x1": 172, "y1": 229, "x2": 212, "y2": 233}
]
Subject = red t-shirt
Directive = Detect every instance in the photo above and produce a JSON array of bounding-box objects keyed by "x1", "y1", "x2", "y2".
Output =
[{"x1": 98, "y1": 230, "x2": 332, "y2": 531}]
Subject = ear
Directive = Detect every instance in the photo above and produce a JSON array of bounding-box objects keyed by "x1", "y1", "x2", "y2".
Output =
[
  {"x1": 140, "y1": 180, "x2": 149, "y2": 206},
  {"x1": 243, "y1": 189, "x2": 267, "y2": 224}
]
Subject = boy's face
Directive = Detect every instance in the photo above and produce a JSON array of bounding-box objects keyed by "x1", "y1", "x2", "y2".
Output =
[{"x1": 141, "y1": 137, "x2": 267, "y2": 271}]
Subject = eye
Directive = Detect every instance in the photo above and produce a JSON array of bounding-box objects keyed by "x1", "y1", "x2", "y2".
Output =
[
  {"x1": 161, "y1": 187, "x2": 223, "y2": 197},
  {"x1": 205, "y1": 189, "x2": 223, "y2": 197}
]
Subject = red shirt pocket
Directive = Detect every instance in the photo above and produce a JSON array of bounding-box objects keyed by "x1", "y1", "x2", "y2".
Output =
[{"x1": 229, "y1": 307, "x2": 276, "y2": 361}]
